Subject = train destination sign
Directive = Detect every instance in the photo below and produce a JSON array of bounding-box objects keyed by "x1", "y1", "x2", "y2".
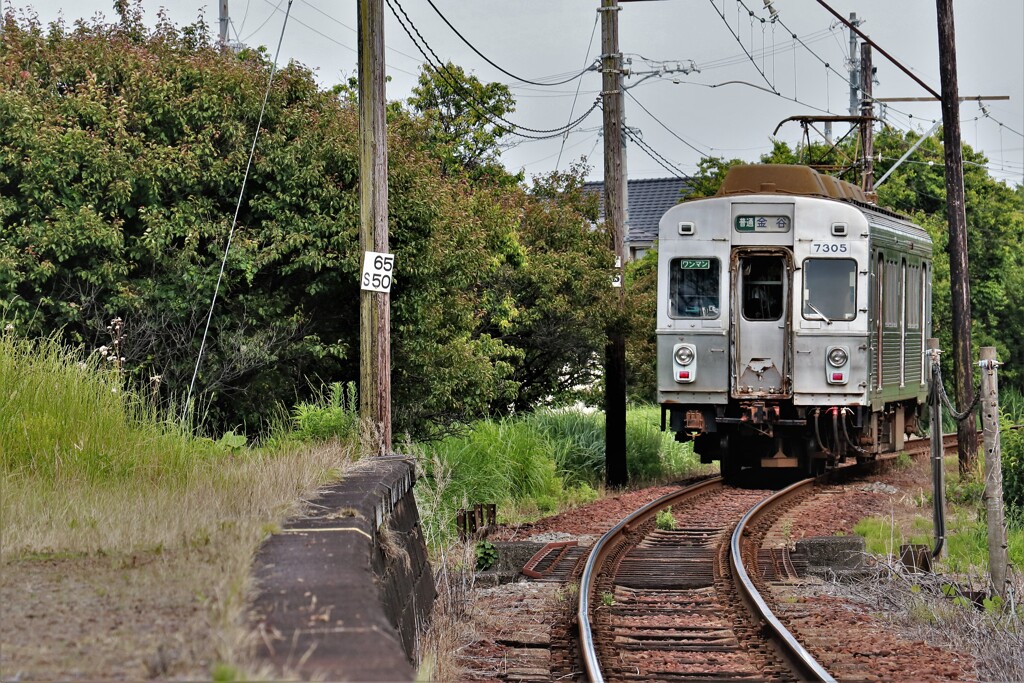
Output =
[
  {"x1": 735, "y1": 215, "x2": 791, "y2": 232},
  {"x1": 678, "y1": 259, "x2": 711, "y2": 270}
]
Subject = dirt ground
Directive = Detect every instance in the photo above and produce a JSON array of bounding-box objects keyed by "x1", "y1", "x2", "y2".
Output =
[{"x1": 1, "y1": 551, "x2": 219, "y2": 681}]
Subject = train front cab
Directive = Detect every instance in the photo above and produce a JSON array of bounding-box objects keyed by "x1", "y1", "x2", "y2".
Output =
[{"x1": 657, "y1": 166, "x2": 931, "y2": 481}]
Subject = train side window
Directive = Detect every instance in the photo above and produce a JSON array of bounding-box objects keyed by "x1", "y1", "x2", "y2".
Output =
[
  {"x1": 669, "y1": 257, "x2": 721, "y2": 318},
  {"x1": 802, "y1": 258, "x2": 857, "y2": 321},
  {"x1": 741, "y1": 255, "x2": 784, "y2": 321}
]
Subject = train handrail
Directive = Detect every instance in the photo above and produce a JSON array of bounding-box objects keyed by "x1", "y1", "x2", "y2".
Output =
[
  {"x1": 729, "y1": 478, "x2": 836, "y2": 683},
  {"x1": 577, "y1": 477, "x2": 722, "y2": 683}
]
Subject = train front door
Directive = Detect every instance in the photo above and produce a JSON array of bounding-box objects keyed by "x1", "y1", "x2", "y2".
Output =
[{"x1": 731, "y1": 250, "x2": 792, "y2": 398}]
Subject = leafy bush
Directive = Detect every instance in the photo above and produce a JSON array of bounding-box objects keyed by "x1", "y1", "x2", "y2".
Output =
[{"x1": 1000, "y1": 391, "x2": 1024, "y2": 519}]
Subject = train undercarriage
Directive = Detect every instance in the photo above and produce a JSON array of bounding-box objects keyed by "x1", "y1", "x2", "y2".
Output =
[{"x1": 667, "y1": 398, "x2": 924, "y2": 483}]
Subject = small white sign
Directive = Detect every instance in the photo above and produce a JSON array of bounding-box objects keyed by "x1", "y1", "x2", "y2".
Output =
[
  {"x1": 361, "y1": 251, "x2": 395, "y2": 292},
  {"x1": 611, "y1": 274, "x2": 622, "y2": 288}
]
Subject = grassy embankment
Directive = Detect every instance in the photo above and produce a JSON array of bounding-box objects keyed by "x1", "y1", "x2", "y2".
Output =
[
  {"x1": 0, "y1": 333, "x2": 352, "y2": 680},
  {"x1": 849, "y1": 391, "x2": 1024, "y2": 681},
  {"x1": 853, "y1": 389, "x2": 1024, "y2": 573}
]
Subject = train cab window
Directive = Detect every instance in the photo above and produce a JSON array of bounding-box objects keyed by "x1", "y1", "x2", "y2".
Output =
[
  {"x1": 741, "y1": 256, "x2": 784, "y2": 321},
  {"x1": 669, "y1": 257, "x2": 720, "y2": 318},
  {"x1": 802, "y1": 258, "x2": 857, "y2": 321}
]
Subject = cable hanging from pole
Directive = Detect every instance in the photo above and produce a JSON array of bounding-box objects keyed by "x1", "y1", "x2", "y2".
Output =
[
  {"x1": 424, "y1": 0, "x2": 596, "y2": 87},
  {"x1": 183, "y1": 0, "x2": 295, "y2": 421},
  {"x1": 387, "y1": 0, "x2": 600, "y2": 140}
]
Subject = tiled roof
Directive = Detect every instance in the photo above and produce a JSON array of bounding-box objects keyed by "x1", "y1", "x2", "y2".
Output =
[{"x1": 583, "y1": 177, "x2": 691, "y2": 247}]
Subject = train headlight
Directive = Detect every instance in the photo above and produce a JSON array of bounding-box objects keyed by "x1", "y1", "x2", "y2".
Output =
[
  {"x1": 672, "y1": 343, "x2": 697, "y2": 383},
  {"x1": 826, "y1": 345, "x2": 850, "y2": 385},
  {"x1": 674, "y1": 346, "x2": 695, "y2": 366},
  {"x1": 827, "y1": 347, "x2": 849, "y2": 368}
]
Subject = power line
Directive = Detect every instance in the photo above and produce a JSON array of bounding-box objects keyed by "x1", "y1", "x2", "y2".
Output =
[
  {"x1": 386, "y1": 0, "x2": 600, "y2": 140},
  {"x1": 624, "y1": 89, "x2": 711, "y2": 157},
  {"x1": 622, "y1": 126, "x2": 693, "y2": 181},
  {"x1": 424, "y1": 0, "x2": 595, "y2": 87},
  {"x1": 705, "y1": 0, "x2": 779, "y2": 94}
]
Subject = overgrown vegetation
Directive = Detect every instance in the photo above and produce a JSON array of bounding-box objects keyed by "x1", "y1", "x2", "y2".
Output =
[
  {"x1": 0, "y1": 332, "x2": 352, "y2": 678},
  {"x1": 0, "y1": 8, "x2": 614, "y2": 439},
  {"x1": 413, "y1": 408, "x2": 705, "y2": 546}
]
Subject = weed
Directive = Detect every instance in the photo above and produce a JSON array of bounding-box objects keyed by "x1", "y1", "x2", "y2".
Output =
[
  {"x1": 894, "y1": 451, "x2": 913, "y2": 470},
  {"x1": 601, "y1": 591, "x2": 615, "y2": 607},
  {"x1": 474, "y1": 540, "x2": 498, "y2": 571},
  {"x1": 655, "y1": 507, "x2": 677, "y2": 531}
]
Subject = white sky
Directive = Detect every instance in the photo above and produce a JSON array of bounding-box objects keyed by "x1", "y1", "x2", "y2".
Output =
[{"x1": 7, "y1": 0, "x2": 1024, "y2": 185}]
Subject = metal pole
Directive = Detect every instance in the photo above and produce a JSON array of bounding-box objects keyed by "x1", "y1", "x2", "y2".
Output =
[
  {"x1": 875, "y1": 121, "x2": 941, "y2": 188},
  {"x1": 358, "y1": 0, "x2": 392, "y2": 455},
  {"x1": 979, "y1": 347, "x2": 1008, "y2": 600},
  {"x1": 600, "y1": 0, "x2": 628, "y2": 488},
  {"x1": 928, "y1": 338, "x2": 946, "y2": 559}
]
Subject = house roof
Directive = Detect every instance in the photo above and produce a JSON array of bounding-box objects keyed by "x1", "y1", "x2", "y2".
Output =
[{"x1": 583, "y1": 177, "x2": 691, "y2": 247}]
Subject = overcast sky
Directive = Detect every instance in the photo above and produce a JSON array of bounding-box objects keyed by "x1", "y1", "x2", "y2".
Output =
[{"x1": 6, "y1": 0, "x2": 1023, "y2": 186}]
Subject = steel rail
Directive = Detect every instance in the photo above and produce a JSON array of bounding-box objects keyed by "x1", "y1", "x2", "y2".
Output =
[
  {"x1": 577, "y1": 476, "x2": 723, "y2": 683},
  {"x1": 729, "y1": 478, "x2": 837, "y2": 683}
]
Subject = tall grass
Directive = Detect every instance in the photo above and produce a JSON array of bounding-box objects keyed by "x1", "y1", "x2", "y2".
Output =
[
  {"x1": 414, "y1": 406, "x2": 705, "y2": 545},
  {"x1": 1, "y1": 334, "x2": 216, "y2": 482}
]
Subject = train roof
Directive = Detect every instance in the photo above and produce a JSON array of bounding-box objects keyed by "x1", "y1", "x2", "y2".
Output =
[{"x1": 714, "y1": 164, "x2": 916, "y2": 225}]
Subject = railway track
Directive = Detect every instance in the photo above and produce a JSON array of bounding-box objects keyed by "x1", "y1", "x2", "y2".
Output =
[{"x1": 577, "y1": 477, "x2": 836, "y2": 682}]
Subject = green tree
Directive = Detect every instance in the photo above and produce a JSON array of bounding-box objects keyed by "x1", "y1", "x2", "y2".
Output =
[{"x1": 407, "y1": 62, "x2": 519, "y2": 183}]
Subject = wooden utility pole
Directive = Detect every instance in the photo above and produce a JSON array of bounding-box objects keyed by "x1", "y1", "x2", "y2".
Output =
[
  {"x1": 935, "y1": 0, "x2": 977, "y2": 473},
  {"x1": 979, "y1": 347, "x2": 1008, "y2": 600},
  {"x1": 859, "y1": 43, "x2": 874, "y2": 192},
  {"x1": 600, "y1": 0, "x2": 628, "y2": 488},
  {"x1": 358, "y1": 0, "x2": 392, "y2": 455}
]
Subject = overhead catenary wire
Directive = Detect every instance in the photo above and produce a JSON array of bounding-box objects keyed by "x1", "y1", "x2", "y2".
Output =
[
  {"x1": 705, "y1": 0, "x2": 779, "y2": 94},
  {"x1": 185, "y1": 0, "x2": 295, "y2": 418},
  {"x1": 424, "y1": 0, "x2": 595, "y2": 87}
]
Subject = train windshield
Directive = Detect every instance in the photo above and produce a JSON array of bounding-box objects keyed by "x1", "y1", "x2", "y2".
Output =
[
  {"x1": 802, "y1": 258, "x2": 857, "y2": 321},
  {"x1": 669, "y1": 257, "x2": 720, "y2": 318}
]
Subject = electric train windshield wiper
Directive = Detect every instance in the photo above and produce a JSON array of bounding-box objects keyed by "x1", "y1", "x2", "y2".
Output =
[{"x1": 805, "y1": 300, "x2": 832, "y2": 325}]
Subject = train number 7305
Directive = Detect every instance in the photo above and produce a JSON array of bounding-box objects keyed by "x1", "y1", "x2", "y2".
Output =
[{"x1": 810, "y1": 242, "x2": 848, "y2": 253}]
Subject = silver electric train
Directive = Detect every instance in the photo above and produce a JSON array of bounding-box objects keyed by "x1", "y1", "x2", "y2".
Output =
[{"x1": 657, "y1": 165, "x2": 933, "y2": 480}]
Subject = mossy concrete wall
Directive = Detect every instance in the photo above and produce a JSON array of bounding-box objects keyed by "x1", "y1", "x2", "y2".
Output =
[{"x1": 250, "y1": 456, "x2": 434, "y2": 681}]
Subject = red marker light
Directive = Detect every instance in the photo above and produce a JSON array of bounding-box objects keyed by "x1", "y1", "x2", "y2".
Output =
[
  {"x1": 832, "y1": 372, "x2": 844, "y2": 381},
  {"x1": 678, "y1": 370, "x2": 690, "y2": 380}
]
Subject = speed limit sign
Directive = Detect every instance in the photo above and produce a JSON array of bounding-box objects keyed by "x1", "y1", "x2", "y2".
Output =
[{"x1": 361, "y1": 251, "x2": 395, "y2": 293}]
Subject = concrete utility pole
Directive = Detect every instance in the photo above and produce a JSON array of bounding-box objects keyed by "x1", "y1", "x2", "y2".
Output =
[
  {"x1": 358, "y1": 0, "x2": 392, "y2": 455},
  {"x1": 848, "y1": 12, "x2": 862, "y2": 117},
  {"x1": 859, "y1": 43, "x2": 874, "y2": 192},
  {"x1": 935, "y1": 0, "x2": 977, "y2": 473},
  {"x1": 219, "y1": 0, "x2": 229, "y2": 45},
  {"x1": 600, "y1": 0, "x2": 628, "y2": 488},
  {"x1": 979, "y1": 347, "x2": 1008, "y2": 600}
]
